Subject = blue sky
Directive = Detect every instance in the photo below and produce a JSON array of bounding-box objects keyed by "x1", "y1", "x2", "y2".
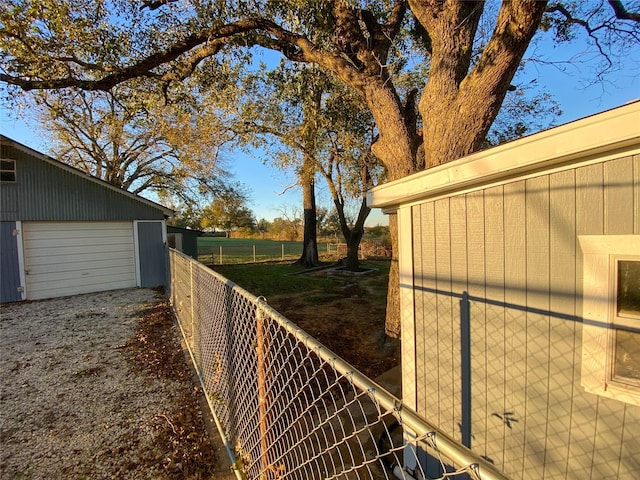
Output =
[{"x1": 1, "y1": 24, "x2": 639, "y2": 227}]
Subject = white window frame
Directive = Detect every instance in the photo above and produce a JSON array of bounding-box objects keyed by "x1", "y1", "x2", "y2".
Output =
[{"x1": 579, "y1": 235, "x2": 640, "y2": 406}]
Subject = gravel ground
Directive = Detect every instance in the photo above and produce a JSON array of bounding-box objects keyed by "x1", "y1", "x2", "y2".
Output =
[{"x1": 0, "y1": 288, "x2": 231, "y2": 480}]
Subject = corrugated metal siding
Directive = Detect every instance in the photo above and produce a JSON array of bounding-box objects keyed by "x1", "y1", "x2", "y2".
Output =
[
  {"x1": 411, "y1": 153, "x2": 640, "y2": 479},
  {"x1": 1, "y1": 143, "x2": 166, "y2": 222},
  {"x1": 0, "y1": 221, "x2": 22, "y2": 302}
]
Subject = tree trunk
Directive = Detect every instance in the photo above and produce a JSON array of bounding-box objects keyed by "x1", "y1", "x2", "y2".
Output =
[
  {"x1": 343, "y1": 229, "x2": 364, "y2": 271},
  {"x1": 385, "y1": 213, "x2": 401, "y2": 338},
  {"x1": 362, "y1": 81, "x2": 418, "y2": 178},
  {"x1": 333, "y1": 195, "x2": 370, "y2": 272},
  {"x1": 417, "y1": 1, "x2": 548, "y2": 167},
  {"x1": 377, "y1": 1, "x2": 547, "y2": 338},
  {"x1": 294, "y1": 174, "x2": 321, "y2": 268}
]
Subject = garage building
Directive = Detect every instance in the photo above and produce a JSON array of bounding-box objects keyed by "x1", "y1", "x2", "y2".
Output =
[{"x1": 1, "y1": 135, "x2": 173, "y2": 302}]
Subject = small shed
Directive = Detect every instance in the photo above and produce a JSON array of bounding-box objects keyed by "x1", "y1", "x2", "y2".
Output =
[
  {"x1": 1, "y1": 135, "x2": 173, "y2": 302},
  {"x1": 167, "y1": 225, "x2": 200, "y2": 259},
  {"x1": 367, "y1": 101, "x2": 640, "y2": 479}
]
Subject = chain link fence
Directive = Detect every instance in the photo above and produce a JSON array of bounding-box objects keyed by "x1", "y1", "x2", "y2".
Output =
[
  {"x1": 196, "y1": 241, "x2": 392, "y2": 266},
  {"x1": 168, "y1": 249, "x2": 508, "y2": 480},
  {"x1": 198, "y1": 242, "x2": 304, "y2": 265}
]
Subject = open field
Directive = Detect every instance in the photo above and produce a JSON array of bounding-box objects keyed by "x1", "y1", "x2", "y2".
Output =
[{"x1": 197, "y1": 237, "x2": 336, "y2": 265}]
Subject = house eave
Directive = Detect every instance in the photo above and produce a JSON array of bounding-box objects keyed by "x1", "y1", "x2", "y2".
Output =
[{"x1": 367, "y1": 100, "x2": 640, "y2": 211}]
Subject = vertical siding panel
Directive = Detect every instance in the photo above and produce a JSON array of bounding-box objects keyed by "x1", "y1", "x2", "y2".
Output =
[
  {"x1": 434, "y1": 199, "x2": 454, "y2": 436},
  {"x1": 590, "y1": 157, "x2": 634, "y2": 478},
  {"x1": 620, "y1": 406, "x2": 640, "y2": 475},
  {"x1": 483, "y1": 185, "x2": 506, "y2": 468},
  {"x1": 0, "y1": 221, "x2": 21, "y2": 302},
  {"x1": 415, "y1": 203, "x2": 437, "y2": 419},
  {"x1": 404, "y1": 206, "x2": 420, "y2": 412},
  {"x1": 523, "y1": 175, "x2": 551, "y2": 476},
  {"x1": 466, "y1": 190, "x2": 488, "y2": 456},
  {"x1": 545, "y1": 169, "x2": 577, "y2": 479},
  {"x1": 568, "y1": 163, "x2": 603, "y2": 476},
  {"x1": 0, "y1": 144, "x2": 166, "y2": 222},
  {"x1": 503, "y1": 180, "x2": 527, "y2": 479},
  {"x1": 137, "y1": 221, "x2": 166, "y2": 287},
  {"x1": 412, "y1": 206, "x2": 427, "y2": 412},
  {"x1": 604, "y1": 156, "x2": 634, "y2": 234},
  {"x1": 450, "y1": 195, "x2": 467, "y2": 443},
  {"x1": 591, "y1": 400, "x2": 627, "y2": 478}
]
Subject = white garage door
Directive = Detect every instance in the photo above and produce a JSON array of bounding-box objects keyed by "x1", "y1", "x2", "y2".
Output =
[{"x1": 23, "y1": 222, "x2": 137, "y2": 300}]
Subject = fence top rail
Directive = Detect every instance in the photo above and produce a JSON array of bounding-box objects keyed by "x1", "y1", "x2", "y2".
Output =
[
  {"x1": 168, "y1": 248, "x2": 510, "y2": 480},
  {"x1": 176, "y1": 247, "x2": 261, "y2": 303}
]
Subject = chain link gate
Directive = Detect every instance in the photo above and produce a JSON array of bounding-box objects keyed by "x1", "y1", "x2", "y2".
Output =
[{"x1": 168, "y1": 249, "x2": 508, "y2": 480}]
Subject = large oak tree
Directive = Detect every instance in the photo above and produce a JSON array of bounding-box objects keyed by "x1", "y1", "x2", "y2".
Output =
[
  {"x1": 33, "y1": 87, "x2": 234, "y2": 205},
  {"x1": 2, "y1": 0, "x2": 638, "y2": 336}
]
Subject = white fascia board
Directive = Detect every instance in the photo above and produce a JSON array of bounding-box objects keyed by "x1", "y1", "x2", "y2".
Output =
[{"x1": 368, "y1": 100, "x2": 640, "y2": 210}]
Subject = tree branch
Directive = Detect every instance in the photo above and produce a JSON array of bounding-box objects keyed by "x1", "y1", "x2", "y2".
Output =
[
  {"x1": 544, "y1": 1, "x2": 640, "y2": 71},
  {"x1": 608, "y1": 1, "x2": 640, "y2": 22},
  {"x1": 1, "y1": 19, "x2": 265, "y2": 91}
]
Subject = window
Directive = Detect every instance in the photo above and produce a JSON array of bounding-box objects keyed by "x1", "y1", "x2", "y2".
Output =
[
  {"x1": 0, "y1": 159, "x2": 16, "y2": 182},
  {"x1": 612, "y1": 259, "x2": 640, "y2": 386},
  {"x1": 579, "y1": 235, "x2": 640, "y2": 405}
]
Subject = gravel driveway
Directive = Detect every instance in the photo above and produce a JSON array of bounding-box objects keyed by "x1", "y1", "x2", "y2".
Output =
[{"x1": 0, "y1": 288, "x2": 230, "y2": 480}]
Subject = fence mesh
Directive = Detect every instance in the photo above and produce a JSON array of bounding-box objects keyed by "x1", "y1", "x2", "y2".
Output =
[{"x1": 168, "y1": 249, "x2": 508, "y2": 480}]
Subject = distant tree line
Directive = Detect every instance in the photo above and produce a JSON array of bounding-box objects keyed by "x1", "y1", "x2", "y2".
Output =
[{"x1": 169, "y1": 199, "x2": 390, "y2": 245}]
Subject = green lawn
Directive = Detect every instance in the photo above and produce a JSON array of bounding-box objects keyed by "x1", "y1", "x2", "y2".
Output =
[
  {"x1": 211, "y1": 262, "x2": 336, "y2": 297},
  {"x1": 211, "y1": 260, "x2": 390, "y2": 302}
]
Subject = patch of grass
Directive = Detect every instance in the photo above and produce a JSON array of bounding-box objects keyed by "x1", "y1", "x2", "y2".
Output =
[
  {"x1": 197, "y1": 237, "x2": 338, "y2": 265},
  {"x1": 212, "y1": 263, "x2": 339, "y2": 298},
  {"x1": 212, "y1": 260, "x2": 391, "y2": 304}
]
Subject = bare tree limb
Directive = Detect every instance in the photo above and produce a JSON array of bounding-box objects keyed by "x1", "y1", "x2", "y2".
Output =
[{"x1": 608, "y1": 1, "x2": 640, "y2": 22}]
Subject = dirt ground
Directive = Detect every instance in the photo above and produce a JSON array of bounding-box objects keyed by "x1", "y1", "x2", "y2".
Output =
[
  {"x1": 265, "y1": 263, "x2": 401, "y2": 382},
  {"x1": 0, "y1": 288, "x2": 231, "y2": 480}
]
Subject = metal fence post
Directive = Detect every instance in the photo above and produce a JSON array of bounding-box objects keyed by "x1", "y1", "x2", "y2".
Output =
[
  {"x1": 189, "y1": 261, "x2": 194, "y2": 338},
  {"x1": 253, "y1": 245, "x2": 256, "y2": 263},
  {"x1": 256, "y1": 299, "x2": 270, "y2": 479}
]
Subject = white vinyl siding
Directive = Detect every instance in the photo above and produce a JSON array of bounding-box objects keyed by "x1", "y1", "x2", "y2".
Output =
[{"x1": 23, "y1": 222, "x2": 136, "y2": 300}]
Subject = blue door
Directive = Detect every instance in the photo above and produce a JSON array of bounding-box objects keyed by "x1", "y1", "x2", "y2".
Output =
[
  {"x1": 136, "y1": 221, "x2": 167, "y2": 288},
  {"x1": 1, "y1": 221, "x2": 23, "y2": 302}
]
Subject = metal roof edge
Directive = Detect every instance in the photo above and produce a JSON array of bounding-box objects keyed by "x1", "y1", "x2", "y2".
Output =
[
  {"x1": 367, "y1": 100, "x2": 640, "y2": 210},
  {"x1": 1, "y1": 135, "x2": 175, "y2": 217}
]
